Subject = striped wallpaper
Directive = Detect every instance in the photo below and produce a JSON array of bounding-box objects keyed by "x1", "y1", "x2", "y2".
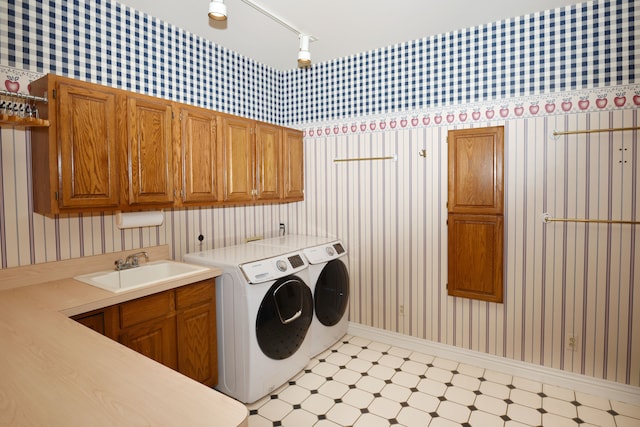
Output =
[
  {"x1": 1, "y1": 0, "x2": 638, "y2": 388},
  {"x1": 297, "y1": 105, "x2": 639, "y2": 387},
  {"x1": 1, "y1": 94, "x2": 637, "y2": 387}
]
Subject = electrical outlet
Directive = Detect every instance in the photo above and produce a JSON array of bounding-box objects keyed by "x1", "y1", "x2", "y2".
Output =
[{"x1": 566, "y1": 334, "x2": 578, "y2": 351}]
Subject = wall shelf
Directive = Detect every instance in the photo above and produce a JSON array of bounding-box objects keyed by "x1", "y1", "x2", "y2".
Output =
[
  {"x1": 0, "y1": 114, "x2": 50, "y2": 128},
  {"x1": 0, "y1": 90, "x2": 49, "y2": 128}
]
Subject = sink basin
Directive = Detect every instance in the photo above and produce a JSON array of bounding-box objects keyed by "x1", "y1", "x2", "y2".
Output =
[{"x1": 74, "y1": 261, "x2": 210, "y2": 293}]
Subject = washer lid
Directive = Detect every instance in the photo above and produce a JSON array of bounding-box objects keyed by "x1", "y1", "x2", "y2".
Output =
[
  {"x1": 303, "y1": 241, "x2": 347, "y2": 264},
  {"x1": 240, "y1": 251, "x2": 308, "y2": 284},
  {"x1": 250, "y1": 235, "x2": 336, "y2": 250},
  {"x1": 184, "y1": 243, "x2": 292, "y2": 267}
]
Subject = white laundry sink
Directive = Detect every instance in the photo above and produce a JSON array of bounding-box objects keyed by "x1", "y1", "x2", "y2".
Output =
[{"x1": 74, "y1": 260, "x2": 209, "y2": 293}]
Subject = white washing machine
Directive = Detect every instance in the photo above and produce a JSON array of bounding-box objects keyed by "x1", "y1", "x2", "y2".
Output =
[
  {"x1": 251, "y1": 236, "x2": 350, "y2": 357},
  {"x1": 183, "y1": 243, "x2": 313, "y2": 403}
]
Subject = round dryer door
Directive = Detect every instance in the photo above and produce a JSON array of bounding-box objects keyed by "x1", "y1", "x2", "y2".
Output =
[
  {"x1": 256, "y1": 275, "x2": 313, "y2": 360},
  {"x1": 315, "y1": 259, "x2": 350, "y2": 326}
]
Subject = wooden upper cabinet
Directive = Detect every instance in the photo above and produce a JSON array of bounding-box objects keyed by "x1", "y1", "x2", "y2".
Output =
[
  {"x1": 30, "y1": 74, "x2": 302, "y2": 213},
  {"x1": 255, "y1": 122, "x2": 282, "y2": 201},
  {"x1": 30, "y1": 75, "x2": 120, "y2": 213},
  {"x1": 178, "y1": 106, "x2": 220, "y2": 204},
  {"x1": 448, "y1": 126, "x2": 503, "y2": 215},
  {"x1": 219, "y1": 115, "x2": 285, "y2": 203},
  {"x1": 282, "y1": 129, "x2": 304, "y2": 201},
  {"x1": 220, "y1": 115, "x2": 254, "y2": 202},
  {"x1": 447, "y1": 126, "x2": 504, "y2": 303},
  {"x1": 124, "y1": 95, "x2": 174, "y2": 206}
]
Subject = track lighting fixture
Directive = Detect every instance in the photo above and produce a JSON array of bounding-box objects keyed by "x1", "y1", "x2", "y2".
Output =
[
  {"x1": 209, "y1": 0, "x2": 316, "y2": 67},
  {"x1": 297, "y1": 34, "x2": 311, "y2": 68},
  {"x1": 208, "y1": 0, "x2": 227, "y2": 21}
]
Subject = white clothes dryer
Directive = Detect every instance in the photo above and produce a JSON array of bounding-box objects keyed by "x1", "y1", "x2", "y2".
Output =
[
  {"x1": 184, "y1": 243, "x2": 313, "y2": 403},
  {"x1": 251, "y1": 236, "x2": 350, "y2": 357}
]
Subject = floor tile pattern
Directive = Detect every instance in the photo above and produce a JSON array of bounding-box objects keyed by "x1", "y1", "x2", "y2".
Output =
[{"x1": 247, "y1": 336, "x2": 640, "y2": 427}]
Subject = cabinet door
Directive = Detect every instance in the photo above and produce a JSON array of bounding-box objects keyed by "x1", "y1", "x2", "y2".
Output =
[
  {"x1": 176, "y1": 302, "x2": 217, "y2": 386},
  {"x1": 220, "y1": 115, "x2": 254, "y2": 202},
  {"x1": 282, "y1": 129, "x2": 304, "y2": 201},
  {"x1": 448, "y1": 126, "x2": 503, "y2": 215},
  {"x1": 56, "y1": 81, "x2": 120, "y2": 210},
  {"x1": 125, "y1": 96, "x2": 174, "y2": 205},
  {"x1": 119, "y1": 317, "x2": 178, "y2": 370},
  {"x1": 176, "y1": 281, "x2": 217, "y2": 386},
  {"x1": 179, "y1": 106, "x2": 220, "y2": 204},
  {"x1": 255, "y1": 122, "x2": 282, "y2": 201},
  {"x1": 117, "y1": 287, "x2": 177, "y2": 367},
  {"x1": 448, "y1": 214, "x2": 503, "y2": 303}
]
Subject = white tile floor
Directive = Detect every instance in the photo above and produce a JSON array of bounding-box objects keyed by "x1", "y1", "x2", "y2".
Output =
[{"x1": 247, "y1": 335, "x2": 640, "y2": 427}]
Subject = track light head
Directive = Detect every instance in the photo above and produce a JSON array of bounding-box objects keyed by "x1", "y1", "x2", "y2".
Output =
[
  {"x1": 208, "y1": 0, "x2": 227, "y2": 21},
  {"x1": 297, "y1": 34, "x2": 311, "y2": 68}
]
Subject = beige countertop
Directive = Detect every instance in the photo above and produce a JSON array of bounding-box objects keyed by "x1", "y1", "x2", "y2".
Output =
[{"x1": 0, "y1": 245, "x2": 248, "y2": 427}]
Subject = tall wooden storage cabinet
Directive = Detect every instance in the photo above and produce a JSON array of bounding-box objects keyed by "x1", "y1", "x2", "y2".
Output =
[{"x1": 447, "y1": 126, "x2": 504, "y2": 303}]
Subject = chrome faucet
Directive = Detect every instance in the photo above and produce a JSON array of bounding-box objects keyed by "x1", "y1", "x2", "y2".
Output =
[{"x1": 115, "y1": 251, "x2": 149, "y2": 270}]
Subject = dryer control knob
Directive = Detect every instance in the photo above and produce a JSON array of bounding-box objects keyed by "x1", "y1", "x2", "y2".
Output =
[
  {"x1": 326, "y1": 246, "x2": 335, "y2": 256},
  {"x1": 276, "y1": 260, "x2": 288, "y2": 272}
]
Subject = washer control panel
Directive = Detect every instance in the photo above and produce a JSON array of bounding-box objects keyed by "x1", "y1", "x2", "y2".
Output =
[
  {"x1": 241, "y1": 252, "x2": 308, "y2": 284},
  {"x1": 303, "y1": 241, "x2": 347, "y2": 264}
]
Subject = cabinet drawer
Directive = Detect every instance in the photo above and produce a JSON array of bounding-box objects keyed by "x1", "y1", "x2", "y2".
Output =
[
  {"x1": 119, "y1": 291, "x2": 174, "y2": 328},
  {"x1": 176, "y1": 280, "x2": 215, "y2": 310}
]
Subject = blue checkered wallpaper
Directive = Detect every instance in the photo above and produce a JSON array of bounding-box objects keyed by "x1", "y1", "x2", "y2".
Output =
[
  {"x1": 0, "y1": 0, "x2": 636, "y2": 125},
  {"x1": 282, "y1": 0, "x2": 637, "y2": 123},
  {"x1": 0, "y1": 0, "x2": 280, "y2": 122}
]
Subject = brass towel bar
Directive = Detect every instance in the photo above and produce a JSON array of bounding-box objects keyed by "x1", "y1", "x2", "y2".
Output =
[
  {"x1": 553, "y1": 126, "x2": 640, "y2": 137},
  {"x1": 542, "y1": 213, "x2": 639, "y2": 225},
  {"x1": 333, "y1": 154, "x2": 397, "y2": 163}
]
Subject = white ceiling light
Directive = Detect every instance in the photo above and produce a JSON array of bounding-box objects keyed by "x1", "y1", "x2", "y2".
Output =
[
  {"x1": 208, "y1": 0, "x2": 227, "y2": 21},
  {"x1": 297, "y1": 35, "x2": 311, "y2": 68}
]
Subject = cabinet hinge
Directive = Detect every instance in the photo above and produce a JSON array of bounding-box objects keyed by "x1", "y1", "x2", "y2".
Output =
[
  {"x1": 52, "y1": 89, "x2": 56, "y2": 100},
  {"x1": 179, "y1": 112, "x2": 183, "y2": 121},
  {"x1": 446, "y1": 201, "x2": 448, "y2": 209},
  {"x1": 54, "y1": 191, "x2": 59, "y2": 201}
]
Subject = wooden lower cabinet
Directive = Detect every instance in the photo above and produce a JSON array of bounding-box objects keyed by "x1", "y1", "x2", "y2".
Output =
[{"x1": 71, "y1": 279, "x2": 217, "y2": 386}]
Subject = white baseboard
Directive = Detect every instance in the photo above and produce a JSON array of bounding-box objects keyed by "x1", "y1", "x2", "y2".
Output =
[{"x1": 348, "y1": 322, "x2": 640, "y2": 406}]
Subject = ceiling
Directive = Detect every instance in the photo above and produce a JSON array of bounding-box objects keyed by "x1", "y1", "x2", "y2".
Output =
[{"x1": 116, "y1": 0, "x2": 581, "y2": 71}]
